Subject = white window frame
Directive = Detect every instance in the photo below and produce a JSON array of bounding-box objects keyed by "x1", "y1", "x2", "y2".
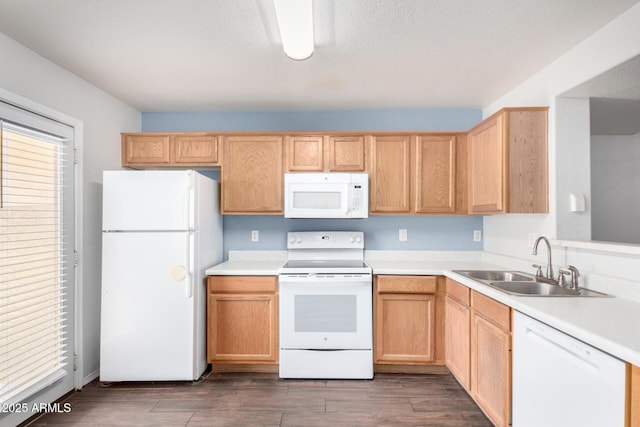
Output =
[{"x1": 0, "y1": 88, "x2": 83, "y2": 425}]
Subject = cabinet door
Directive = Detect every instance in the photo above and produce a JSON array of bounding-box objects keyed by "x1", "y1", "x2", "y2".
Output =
[
  {"x1": 208, "y1": 292, "x2": 278, "y2": 363},
  {"x1": 286, "y1": 135, "x2": 324, "y2": 171},
  {"x1": 374, "y1": 292, "x2": 435, "y2": 364},
  {"x1": 471, "y1": 312, "x2": 511, "y2": 427},
  {"x1": 507, "y1": 109, "x2": 549, "y2": 213},
  {"x1": 327, "y1": 135, "x2": 366, "y2": 171},
  {"x1": 174, "y1": 134, "x2": 218, "y2": 165},
  {"x1": 415, "y1": 135, "x2": 456, "y2": 213},
  {"x1": 631, "y1": 364, "x2": 640, "y2": 427},
  {"x1": 369, "y1": 135, "x2": 412, "y2": 213},
  {"x1": 445, "y1": 295, "x2": 470, "y2": 390},
  {"x1": 454, "y1": 134, "x2": 469, "y2": 214},
  {"x1": 221, "y1": 136, "x2": 284, "y2": 214},
  {"x1": 122, "y1": 134, "x2": 171, "y2": 165},
  {"x1": 469, "y1": 113, "x2": 505, "y2": 213}
]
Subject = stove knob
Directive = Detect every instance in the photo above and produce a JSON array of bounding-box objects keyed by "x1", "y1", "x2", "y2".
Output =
[
  {"x1": 355, "y1": 235, "x2": 362, "y2": 243},
  {"x1": 289, "y1": 235, "x2": 296, "y2": 244},
  {"x1": 349, "y1": 236, "x2": 355, "y2": 243},
  {"x1": 296, "y1": 236, "x2": 303, "y2": 243}
]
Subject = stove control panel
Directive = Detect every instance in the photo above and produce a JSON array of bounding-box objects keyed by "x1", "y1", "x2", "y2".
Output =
[{"x1": 287, "y1": 231, "x2": 364, "y2": 249}]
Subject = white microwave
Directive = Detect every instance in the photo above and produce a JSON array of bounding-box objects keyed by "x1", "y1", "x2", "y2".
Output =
[{"x1": 284, "y1": 173, "x2": 369, "y2": 219}]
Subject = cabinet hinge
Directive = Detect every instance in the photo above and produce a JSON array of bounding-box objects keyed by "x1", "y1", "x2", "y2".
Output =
[
  {"x1": 73, "y1": 148, "x2": 79, "y2": 165},
  {"x1": 73, "y1": 353, "x2": 78, "y2": 371},
  {"x1": 73, "y1": 250, "x2": 79, "y2": 267}
]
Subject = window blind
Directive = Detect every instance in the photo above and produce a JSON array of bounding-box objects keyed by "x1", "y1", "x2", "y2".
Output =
[{"x1": 0, "y1": 120, "x2": 68, "y2": 404}]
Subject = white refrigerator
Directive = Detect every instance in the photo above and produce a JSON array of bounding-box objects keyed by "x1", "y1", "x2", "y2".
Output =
[{"x1": 100, "y1": 170, "x2": 222, "y2": 382}]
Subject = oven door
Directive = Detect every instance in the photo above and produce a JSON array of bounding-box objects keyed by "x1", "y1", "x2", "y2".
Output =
[{"x1": 279, "y1": 274, "x2": 372, "y2": 350}]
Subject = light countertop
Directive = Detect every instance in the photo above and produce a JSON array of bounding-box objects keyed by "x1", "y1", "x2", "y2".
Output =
[{"x1": 205, "y1": 250, "x2": 640, "y2": 367}]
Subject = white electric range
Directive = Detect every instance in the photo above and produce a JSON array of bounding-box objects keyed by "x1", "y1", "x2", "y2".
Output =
[{"x1": 278, "y1": 231, "x2": 373, "y2": 379}]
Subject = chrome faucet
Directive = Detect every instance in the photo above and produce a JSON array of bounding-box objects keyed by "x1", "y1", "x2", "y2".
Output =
[{"x1": 532, "y1": 236, "x2": 554, "y2": 282}]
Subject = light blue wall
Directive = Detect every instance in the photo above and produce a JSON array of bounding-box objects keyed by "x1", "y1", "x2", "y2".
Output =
[
  {"x1": 142, "y1": 109, "x2": 480, "y2": 132},
  {"x1": 143, "y1": 108, "x2": 484, "y2": 259},
  {"x1": 224, "y1": 215, "x2": 483, "y2": 257}
]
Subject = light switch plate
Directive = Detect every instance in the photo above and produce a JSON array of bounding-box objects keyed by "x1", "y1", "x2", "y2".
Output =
[
  {"x1": 570, "y1": 193, "x2": 586, "y2": 212},
  {"x1": 251, "y1": 230, "x2": 259, "y2": 242},
  {"x1": 473, "y1": 230, "x2": 482, "y2": 242},
  {"x1": 399, "y1": 229, "x2": 408, "y2": 242}
]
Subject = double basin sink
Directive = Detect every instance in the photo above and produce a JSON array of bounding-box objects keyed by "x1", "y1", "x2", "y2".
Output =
[{"x1": 453, "y1": 270, "x2": 608, "y2": 297}]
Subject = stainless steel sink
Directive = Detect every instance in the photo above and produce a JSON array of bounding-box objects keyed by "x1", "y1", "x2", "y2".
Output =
[
  {"x1": 487, "y1": 281, "x2": 607, "y2": 297},
  {"x1": 454, "y1": 270, "x2": 534, "y2": 282},
  {"x1": 453, "y1": 270, "x2": 608, "y2": 297}
]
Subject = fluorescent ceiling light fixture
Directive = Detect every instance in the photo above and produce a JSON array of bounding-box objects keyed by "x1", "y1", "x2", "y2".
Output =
[{"x1": 273, "y1": 0, "x2": 314, "y2": 60}]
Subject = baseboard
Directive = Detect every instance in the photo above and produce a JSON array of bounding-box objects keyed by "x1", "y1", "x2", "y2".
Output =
[
  {"x1": 210, "y1": 364, "x2": 279, "y2": 374},
  {"x1": 82, "y1": 369, "x2": 100, "y2": 387},
  {"x1": 374, "y1": 364, "x2": 450, "y2": 375}
]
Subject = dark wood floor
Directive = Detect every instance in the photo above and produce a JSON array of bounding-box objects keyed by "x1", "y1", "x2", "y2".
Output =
[{"x1": 26, "y1": 372, "x2": 493, "y2": 426}]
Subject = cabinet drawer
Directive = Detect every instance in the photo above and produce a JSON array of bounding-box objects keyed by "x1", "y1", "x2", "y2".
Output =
[
  {"x1": 376, "y1": 275, "x2": 437, "y2": 294},
  {"x1": 471, "y1": 291, "x2": 510, "y2": 332},
  {"x1": 446, "y1": 278, "x2": 470, "y2": 306},
  {"x1": 207, "y1": 276, "x2": 277, "y2": 293}
]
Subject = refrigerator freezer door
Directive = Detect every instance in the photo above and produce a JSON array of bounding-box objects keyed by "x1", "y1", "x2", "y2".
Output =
[
  {"x1": 100, "y1": 231, "x2": 201, "y2": 381},
  {"x1": 103, "y1": 170, "x2": 193, "y2": 231}
]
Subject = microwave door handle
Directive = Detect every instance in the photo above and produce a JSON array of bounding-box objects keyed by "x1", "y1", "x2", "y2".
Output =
[{"x1": 343, "y1": 185, "x2": 350, "y2": 215}]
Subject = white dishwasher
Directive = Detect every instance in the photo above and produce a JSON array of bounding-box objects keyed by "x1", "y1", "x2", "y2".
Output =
[{"x1": 513, "y1": 312, "x2": 626, "y2": 427}]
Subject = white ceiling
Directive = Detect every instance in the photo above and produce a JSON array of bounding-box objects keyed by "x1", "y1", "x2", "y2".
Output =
[{"x1": 0, "y1": 0, "x2": 639, "y2": 112}]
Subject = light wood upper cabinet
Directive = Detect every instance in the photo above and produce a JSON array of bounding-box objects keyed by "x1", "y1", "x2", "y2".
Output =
[
  {"x1": 122, "y1": 134, "x2": 171, "y2": 165},
  {"x1": 369, "y1": 135, "x2": 412, "y2": 213},
  {"x1": 369, "y1": 134, "x2": 466, "y2": 214},
  {"x1": 122, "y1": 133, "x2": 219, "y2": 167},
  {"x1": 286, "y1": 135, "x2": 324, "y2": 171},
  {"x1": 285, "y1": 134, "x2": 366, "y2": 172},
  {"x1": 327, "y1": 135, "x2": 366, "y2": 171},
  {"x1": 468, "y1": 107, "x2": 548, "y2": 213},
  {"x1": 173, "y1": 134, "x2": 218, "y2": 164},
  {"x1": 207, "y1": 276, "x2": 278, "y2": 364},
  {"x1": 374, "y1": 275, "x2": 445, "y2": 366},
  {"x1": 415, "y1": 135, "x2": 456, "y2": 213},
  {"x1": 221, "y1": 135, "x2": 284, "y2": 214}
]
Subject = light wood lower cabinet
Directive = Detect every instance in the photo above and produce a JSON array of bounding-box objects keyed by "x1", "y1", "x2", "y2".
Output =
[
  {"x1": 374, "y1": 275, "x2": 445, "y2": 366},
  {"x1": 445, "y1": 279, "x2": 511, "y2": 427},
  {"x1": 470, "y1": 291, "x2": 511, "y2": 427},
  {"x1": 630, "y1": 364, "x2": 640, "y2": 427},
  {"x1": 444, "y1": 279, "x2": 471, "y2": 389},
  {"x1": 207, "y1": 276, "x2": 278, "y2": 364}
]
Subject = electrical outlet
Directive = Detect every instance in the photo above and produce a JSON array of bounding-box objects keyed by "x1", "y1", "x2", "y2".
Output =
[
  {"x1": 399, "y1": 229, "x2": 408, "y2": 242},
  {"x1": 251, "y1": 230, "x2": 259, "y2": 242},
  {"x1": 473, "y1": 230, "x2": 482, "y2": 242}
]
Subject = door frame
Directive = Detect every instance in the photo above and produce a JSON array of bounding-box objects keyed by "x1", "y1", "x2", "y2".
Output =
[{"x1": 0, "y1": 88, "x2": 84, "y2": 391}]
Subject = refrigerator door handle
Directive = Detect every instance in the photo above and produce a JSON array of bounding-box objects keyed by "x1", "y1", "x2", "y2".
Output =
[
  {"x1": 185, "y1": 173, "x2": 195, "y2": 231},
  {"x1": 184, "y1": 232, "x2": 193, "y2": 298}
]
